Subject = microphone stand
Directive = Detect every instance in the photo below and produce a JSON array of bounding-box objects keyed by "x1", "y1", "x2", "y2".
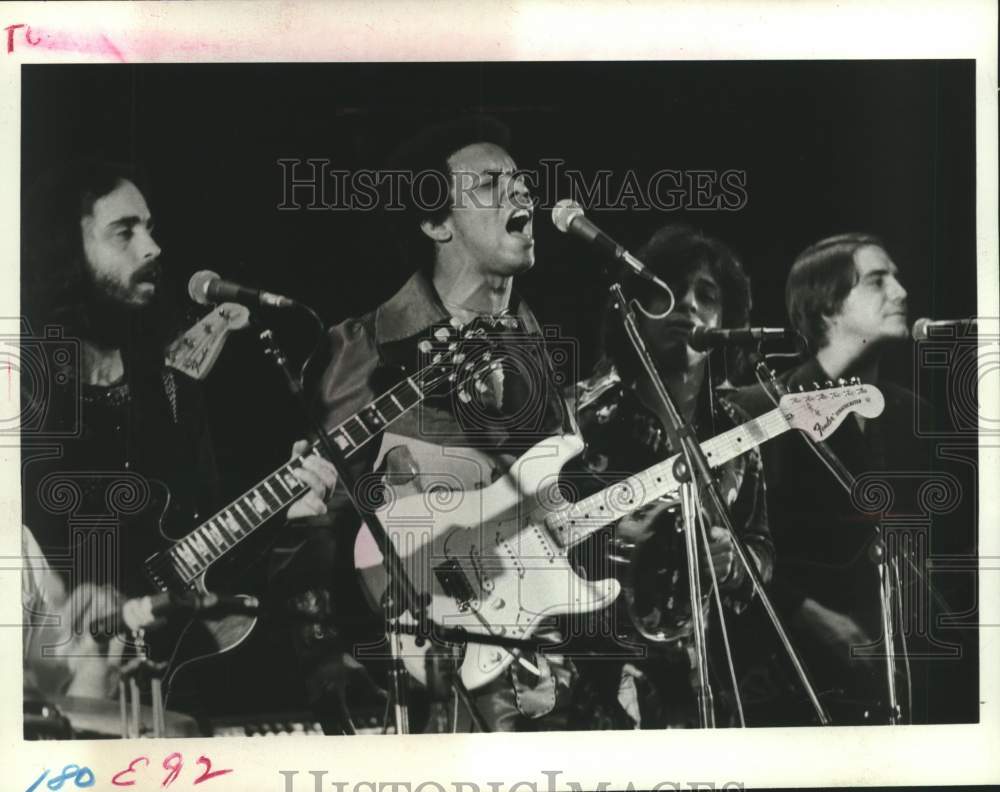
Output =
[
  {"x1": 117, "y1": 630, "x2": 169, "y2": 738},
  {"x1": 258, "y1": 325, "x2": 429, "y2": 735},
  {"x1": 609, "y1": 283, "x2": 831, "y2": 726},
  {"x1": 749, "y1": 353, "x2": 905, "y2": 724}
]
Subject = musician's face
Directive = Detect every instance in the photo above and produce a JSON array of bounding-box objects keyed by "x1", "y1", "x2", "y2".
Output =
[
  {"x1": 81, "y1": 180, "x2": 162, "y2": 308},
  {"x1": 825, "y1": 245, "x2": 908, "y2": 348},
  {"x1": 433, "y1": 142, "x2": 535, "y2": 277},
  {"x1": 641, "y1": 264, "x2": 722, "y2": 371}
]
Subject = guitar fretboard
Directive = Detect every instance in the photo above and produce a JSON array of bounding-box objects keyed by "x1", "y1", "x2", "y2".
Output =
[
  {"x1": 148, "y1": 370, "x2": 438, "y2": 590},
  {"x1": 546, "y1": 406, "x2": 791, "y2": 548},
  {"x1": 327, "y1": 376, "x2": 425, "y2": 454}
]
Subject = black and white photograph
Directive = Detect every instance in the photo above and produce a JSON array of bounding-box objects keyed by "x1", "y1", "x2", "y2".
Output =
[{"x1": 4, "y1": 2, "x2": 998, "y2": 790}]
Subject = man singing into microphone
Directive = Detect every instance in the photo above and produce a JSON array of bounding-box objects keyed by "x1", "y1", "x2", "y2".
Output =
[
  {"x1": 729, "y1": 233, "x2": 937, "y2": 724},
  {"x1": 21, "y1": 161, "x2": 336, "y2": 709},
  {"x1": 270, "y1": 117, "x2": 578, "y2": 732},
  {"x1": 568, "y1": 223, "x2": 774, "y2": 728}
]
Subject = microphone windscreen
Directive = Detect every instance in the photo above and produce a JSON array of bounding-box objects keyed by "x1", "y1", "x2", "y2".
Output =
[
  {"x1": 687, "y1": 326, "x2": 715, "y2": 352},
  {"x1": 911, "y1": 317, "x2": 931, "y2": 341},
  {"x1": 188, "y1": 270, "x2": 220, "y2": 306},
  {"x1": 552, "y1": 199, "x2": 584, "y2": 234}
]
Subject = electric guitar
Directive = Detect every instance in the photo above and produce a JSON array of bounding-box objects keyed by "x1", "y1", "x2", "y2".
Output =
[
  {"x1": 140, "y1": 317, "x2": 504, "y2": 686},
  {"x1": 355, "y1": 383, "x2": 886, "y2": 691}
]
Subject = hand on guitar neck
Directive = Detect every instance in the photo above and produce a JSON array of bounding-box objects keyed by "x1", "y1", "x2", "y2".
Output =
[{"x1": 285, "y1": 439, "x2": 338, "y2": 520}]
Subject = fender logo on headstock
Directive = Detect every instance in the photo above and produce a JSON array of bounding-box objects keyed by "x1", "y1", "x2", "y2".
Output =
[{"x1": 813, "y1": 397, "x2": 863, "y2": 438}]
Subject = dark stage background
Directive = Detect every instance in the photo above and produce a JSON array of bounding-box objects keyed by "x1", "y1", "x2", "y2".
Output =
[{"x1": 21, "y1": 61, "x2": 979, "y2": 724}]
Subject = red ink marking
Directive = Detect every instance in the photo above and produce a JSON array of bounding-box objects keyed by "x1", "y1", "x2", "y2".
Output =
[
  {"x1": 2, "y1": 24, "x2": 126, "y2": 62},
  {"x1": 99, "y1": 33, "x2": 123, "y2": 61},
  {"x1": 1, "y1": 24, "x2": 248, "y2": 62},
  {"x1": 112, "y1": 756, "x2": 149, "y2": 787},
  {"x1": 5, "y1": 23, "x2": 24, "y2": 53},
  {"x1": 193, "y1": 756, "x2": 232, "y2": 786},
  {"x1": 161, "y1": 752, "x2": 183, "y2": 788}
]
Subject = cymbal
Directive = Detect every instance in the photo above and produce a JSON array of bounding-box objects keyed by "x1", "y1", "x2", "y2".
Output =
[{"x1": 53, "y1": 695, "x2": 201, "y2": 738}]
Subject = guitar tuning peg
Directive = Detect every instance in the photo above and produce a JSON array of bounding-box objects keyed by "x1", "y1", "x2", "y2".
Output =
[
  {"x1": 458, "y1": 389, "x2": 472, "y2": 404},
  {"x1": 824, "y1": 380, "x2": 834, "y2": 388},
  {"x1": 449, "y1": 317, "x2": 463, "y2": 329},
  {"x1": 417, "y1": 340, "x2": 432, "y2": 354},
  {"x1": 812, "y1": 381, "x2": 821, "y2": 390},
  {"x1": 837, "y1": 377, "x2": 847, "y2": 386},
  {"x1": 797, "y1": 384, "x2": 805, "y2": 392}
]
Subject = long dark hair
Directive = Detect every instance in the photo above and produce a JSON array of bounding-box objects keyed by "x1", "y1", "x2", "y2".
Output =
[
  {"x1": 21, "y1": 160, "x2": 178, "y2": 368},
  {"x1": 599, "y1": 223, "x2": 753, "y2": 386}
]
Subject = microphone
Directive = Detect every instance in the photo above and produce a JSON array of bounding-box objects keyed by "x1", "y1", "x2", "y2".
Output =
[
  {"x1": 188, "y1": 270, "x2": 297, "y2": 309},
  {"x1": 689, "y1": 326, "x2": 793, "y2": 351},
  {"x1": 90, "y1": 591, "x2": 260, "y2": 637},
  {"x1": 911, "y1": 317, "x2": 978, "y2": 341},
  {"x1": 551, "y1": 199, "x2": 671, "y2": 293}
]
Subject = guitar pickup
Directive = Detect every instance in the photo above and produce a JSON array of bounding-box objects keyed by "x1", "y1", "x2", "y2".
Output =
[{"x1": 434, "y1": 558, "x2": 476, "y2": 609}]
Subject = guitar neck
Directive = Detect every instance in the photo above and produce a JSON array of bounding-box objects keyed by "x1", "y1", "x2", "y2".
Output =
[
  {"x1": 153, "y1": 372, "x2": 430, "y2": 586},
  {"x1": 548, "y1": 406, "x2": 791, "y2": 548},
  {"x1": 326, "y1": 374, "x2": 426, "y2": 455}
]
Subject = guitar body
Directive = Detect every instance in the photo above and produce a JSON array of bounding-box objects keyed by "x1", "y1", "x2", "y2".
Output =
[
  {"x1": 355, "y1": 433, "x2": 621, "y2": 691},
  {"x1": 126, "y1": 482, "x2": 259, "y2": 692},
  {"x1": 158, "y1": 576, "x2": 259, "y2": 693}
]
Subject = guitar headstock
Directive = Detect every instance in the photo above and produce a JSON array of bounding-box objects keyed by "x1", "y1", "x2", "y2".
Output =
[
  {"x1": 413, "y1": 316, "x2": 507, "y2": 397},
  {"x1": 779, "y1": 379, "x2": 886, "y2": 442},
  {"x1": 165, "y1": 303, "x2": 251, "y2": 380}
]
